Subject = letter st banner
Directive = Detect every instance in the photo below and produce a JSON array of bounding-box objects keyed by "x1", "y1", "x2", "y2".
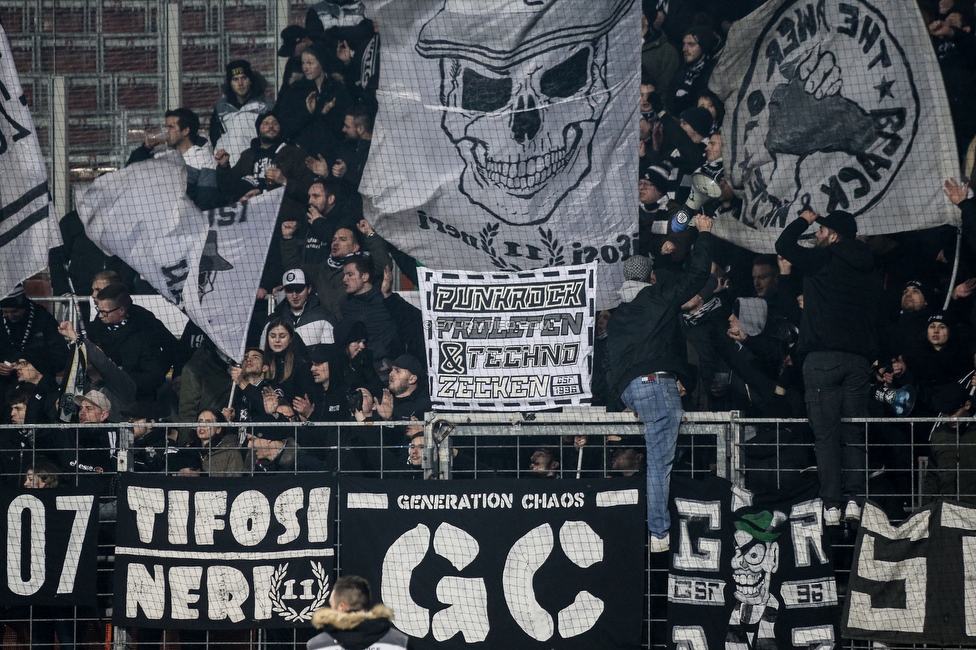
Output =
[
  {"x1": 843, "y1": 500, "x2": 976, "y2": 646},
  {"x1": 113, "y1": 475, "x2": 336, "y2": 629},
  {"x1": 419, "y1": 264, "x2": 595, "y2": 411},
  {"x1": 667, "y1": 477, "x2": 839, "y2": 649},
  {"x1": 339, "y1": 477, "x2": 645, "y2": 649},
  {"x1": 0, "y1": 488, "x2": 98, "y2": 606}
]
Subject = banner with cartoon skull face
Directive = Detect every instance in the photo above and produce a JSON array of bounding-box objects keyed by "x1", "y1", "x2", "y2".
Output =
[
  {"x1": 709, "y1": 0, "x2": 959, "y2": 252},
  {"x1": 361, "y1": 0, "x2": 639, "y2": 309}
]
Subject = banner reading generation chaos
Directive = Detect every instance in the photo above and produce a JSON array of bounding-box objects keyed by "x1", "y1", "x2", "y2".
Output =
[{"x1": 419, "y1": 264, "x2": 595, "y2": 411}]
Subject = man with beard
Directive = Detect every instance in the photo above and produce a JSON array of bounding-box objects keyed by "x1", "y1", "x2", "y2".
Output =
[
  {"x1": 665, "y1": 27, "x2": 719, "y2": 116},
  {"x1": 224, "y1": 347, "x2": 274, "y2": 429},
  {"x1": 216, "y1": 112, "x2": 314, "y2": 223},
  {"x1": 726, "y1": 510, "x2": 785, "y2": 650},
  {"x1": 331, "y1": 105, "x2": 373, "y2": 190},
  {"x1": 776, "y1": 210, "x2": 881, "y2": 525},
  {"x1": 281, "y1": 208, "x2": 391, "y2": 318}
]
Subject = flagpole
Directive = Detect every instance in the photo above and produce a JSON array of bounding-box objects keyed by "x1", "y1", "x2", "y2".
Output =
[{"x1": 943, "y1": 226, "x2": 962, "y2": 311}]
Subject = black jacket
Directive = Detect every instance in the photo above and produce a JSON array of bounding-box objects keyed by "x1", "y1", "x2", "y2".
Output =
[
  {"x1": 775, "y1": 217, "x2": 881, "y2": 358},
  {"x1": 86, "y1": 308, "x2": 169, "y2": 400},
  {"x1": 607, "y1": 233, "x2": 714, "y2": 395},
  {"x1": 339, "y1": 284, "x2": 400, "y2": 362}
]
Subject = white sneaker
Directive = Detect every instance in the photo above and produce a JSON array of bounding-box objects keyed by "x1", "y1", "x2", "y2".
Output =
[
  {"x1": 824, "y1": 507, "x2": 841, "y2": 526},
  {"x1": 650, "y1": 533, "x2": 670, "y2": 553},
  {"x1": 845, "y1": 500, "x2": 862, "y2": 522}
]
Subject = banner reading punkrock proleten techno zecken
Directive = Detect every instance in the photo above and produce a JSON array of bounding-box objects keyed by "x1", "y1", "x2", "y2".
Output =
[
  {"x1": 0, "y1": 488, "x2": 99, "y2": 606},
  {"x1": 340, "y1": 477, "x2": 645, "y2": 650},
  {"x1": 668, "y1": 477, "x2": 839, "y2": 650},
  {"x1": 710, "y1": 0, "x2": 959, "y2": 252},
  {"x1": 362, "y1": 0, "x2": 639, "y2": 310},
  {"x1": 113, "y1": 474, "x2": 336, "y2": 629},
  {"x1": 420, "y1": 264, "x2": 595, "y2": 411}
]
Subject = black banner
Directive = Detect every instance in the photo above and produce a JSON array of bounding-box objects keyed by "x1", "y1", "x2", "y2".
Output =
[
  {"x1": 340, "y1": 477, "x2": 645, "y2": 649},
  {"x1": 113, "y1": 474, "x2": 336, "y2": 629},
  {"x1": 667, "y1": 477, "x2": 839, "y2": 649},
  {"x1": 0, "y1": 487, "x2": 99, "y2": 606},
  {"x1": 843, "y1": 500, "x2": 976, "y2": 646}
]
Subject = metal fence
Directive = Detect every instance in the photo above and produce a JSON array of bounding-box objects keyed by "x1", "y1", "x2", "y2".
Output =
[{"x1": 2, "y1": 409, "x2": 974, "y2": 648}]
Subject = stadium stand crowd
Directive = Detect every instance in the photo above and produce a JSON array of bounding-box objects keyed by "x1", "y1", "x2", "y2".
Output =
[{"x1": 2, "y1": 0, "x2": 976, "y2": 643}]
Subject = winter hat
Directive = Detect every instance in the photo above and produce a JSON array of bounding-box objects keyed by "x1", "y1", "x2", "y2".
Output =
[
  {"x1": 685, "y1": 26, "x2": 719, "y2": 57},
  {"x1": 640, "y1": 164, "x2": 670, "y2": 192},
  {"x1": 17, "y1": 349, "x2": 59, "y2": 378},
  {"x1": 336, "y1": 319, "x2": 369, "y2": 347},
  {"x1": 623, "y1": 255, "x2": 653, "y2": 282},
  {"x1": 0, "y1": 284, "x2": 28, "y2": 308},
  {"x1": 680, "y1": 107, "x2": 714, "y2": 139},
  {"x1": 225, "y1": 60, "x2": 254, "y2": 84},
  {"x1": 255, "y1": 112, "x2": 278, "y2": 134}
]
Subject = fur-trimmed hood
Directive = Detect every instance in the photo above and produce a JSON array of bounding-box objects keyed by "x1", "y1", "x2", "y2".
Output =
[
  {"x1": 312, "y1": 604, "x2": 394, "y2": 630},
  {"x1": 309, "y1": 605, "x2": 397, "y2": 650}
]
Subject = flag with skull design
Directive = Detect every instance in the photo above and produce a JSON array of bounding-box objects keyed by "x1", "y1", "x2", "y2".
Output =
[
  {"x1": 361, "y1": 0, "x2": 639, "y2": 309},
  {"x1": 667, "y1": 477, "x2": 839, "y2": 649},
  {"x1": 709, "y1": 0, "x2": 959, "y2": 253}
]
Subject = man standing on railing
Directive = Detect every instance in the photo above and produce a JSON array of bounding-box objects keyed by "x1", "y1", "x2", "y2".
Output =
[
  {"x1": 776, "y1": 209, "x2": 881, "y2": 526},
  {"x1": 607, "y1": 215, "x2": 714, "y2": 552}
]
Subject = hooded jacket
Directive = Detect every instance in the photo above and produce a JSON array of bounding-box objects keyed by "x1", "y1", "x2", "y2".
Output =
[
  {"x1": 210, "y1": 94, "x2": 274, "y2": 167},
  {"x1": 775, "y1": 217, "x2": 881, "y2": 358},
  {"x1": 607, "y1": 233, "x2": 713, "y2": 395},
  {"x1": 307, "y1": 605, "x2": 408, "y2": 650}
]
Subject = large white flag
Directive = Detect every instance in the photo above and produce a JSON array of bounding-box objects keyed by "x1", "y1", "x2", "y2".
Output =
[
  {"x1": 361, "y1": 0, "x2": 639, "y2": 310},
  {"x1": 0, "y1": 25, "x2": 61, "y2": 297},
  {"x1": 76, "y1": 152, "x2": 282, "y2": 362},
  {"x1": 710, "y1": 0, "x2": 959, "y2": 251}
]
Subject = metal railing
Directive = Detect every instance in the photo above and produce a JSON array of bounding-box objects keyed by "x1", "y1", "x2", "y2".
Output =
[{"x1": 5, "y1": 406, "x2": 975, "y2": 648}]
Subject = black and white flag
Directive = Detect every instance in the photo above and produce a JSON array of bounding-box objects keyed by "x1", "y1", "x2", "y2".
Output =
[
  {"x1": 362, "y1": 0, "x2": 639, "y2": 309},
  {"x1": 667, "y1": 477, "x2": 839, "y2": 649},
  {"x1": 0, "y1": 487, "x2": 99, "y2": 606},
  {"x1": 710, "y1": 0, "x2": 959, "y2": 252},
  {"x1": 340, "y1": 477, "x2": 646, "y2": 649},
  {"x1": 113, "y1": 474, "x2": 336, "y2": 629},
  {"x1": 419, "y1": 264, "x2": 595, "y2": 411},
  {"x1": 843, "y1": 500, "x2": 976, "y2": 646},
  {"x1": 0, "y1": 24, "x2": 61, "y2": 297},
  {"x1": 76, "y1": 152, "x2": 283, "y2": 362}
]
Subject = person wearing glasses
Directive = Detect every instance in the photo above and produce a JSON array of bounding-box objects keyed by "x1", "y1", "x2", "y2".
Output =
[{"x1": 78, "y1": 283, "x2": 168, "y2": 401}]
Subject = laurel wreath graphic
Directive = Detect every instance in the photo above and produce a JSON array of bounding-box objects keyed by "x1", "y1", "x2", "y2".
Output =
[
  {"x1": 538, "y1": 227, "x2": 564, "y2": 266},
  {"x1": 480, "y1": 222, "x2": 566, "y2": 270},
  {"x1": 269, "y1": 562, "x2": 330, "y2": 622}
]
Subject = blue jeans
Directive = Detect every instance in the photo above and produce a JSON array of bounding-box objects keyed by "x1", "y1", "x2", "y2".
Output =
[{"x1": 622, "y1": 375, "x2": 683, "y2": 538}]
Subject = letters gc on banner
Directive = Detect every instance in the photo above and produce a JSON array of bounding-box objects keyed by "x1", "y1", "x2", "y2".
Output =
[{"x1": 340, "y1": 477, "x2": 644, "y2": 649}]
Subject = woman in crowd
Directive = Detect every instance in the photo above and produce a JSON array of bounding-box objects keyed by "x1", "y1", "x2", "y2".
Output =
[
  {"x1": 189, "y1": 409, "x2": 244, "y2": 478},
  {"x1": 335, "y1": 319, "x2": 382, "y2": 397},
  {"x1": 275, "y1": 41, "x2": 351, "y2": 159},
  {"x1": 209, "y1": 59, "x2": 273, "y2": 167},
  {"x1": 265, "y1": 317, "x2": 315, "y2": 402}
]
